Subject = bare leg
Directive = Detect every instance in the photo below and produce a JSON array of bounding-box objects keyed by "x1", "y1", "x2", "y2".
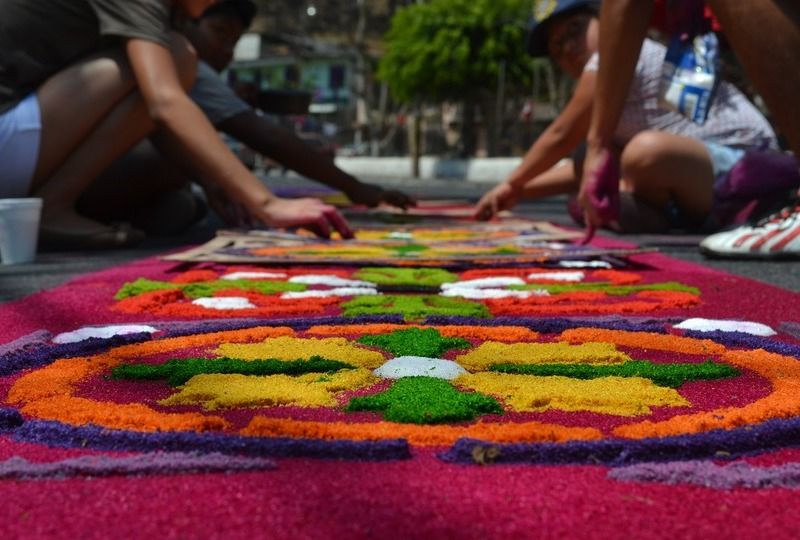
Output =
[
  {"x1": 32, "y1": 50, "x2": 134, "y2": 185},
  {"x1": 620, "y1": 130, "x2": 714, "y2": 221},
  {"x1": 76, "y1": 140, "x2": 193, "y2": 222},
  {"x1": 707, "y1": 0, "x2": 800, "y2": 156},
  {"x1": 31, "y1": 34, "x2": 197, "y2": 238}
]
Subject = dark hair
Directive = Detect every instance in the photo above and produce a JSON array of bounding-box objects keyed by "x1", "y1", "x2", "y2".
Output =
[{"x1": 203, "y1": 0, "x2": 257, "y2": 28}]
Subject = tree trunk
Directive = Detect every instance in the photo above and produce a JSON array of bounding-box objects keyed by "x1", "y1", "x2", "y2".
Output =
[
  {"x1": 460, "y1": 99, "x2": 477, "y2": 157},
  {"x1": 411, "y1": 106, "x2": 422, "y2": 177},
  {"x1": 352, "y1": 0, "x2": 371, "y2": 152}
]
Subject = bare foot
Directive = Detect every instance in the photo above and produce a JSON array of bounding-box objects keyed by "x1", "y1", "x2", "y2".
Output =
[{"x1": 39, "y1": 208, "x2": 144, "y2": 250}]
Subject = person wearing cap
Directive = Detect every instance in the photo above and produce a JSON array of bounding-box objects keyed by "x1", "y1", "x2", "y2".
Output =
[
  {"x1": 76, "y1": 0, "x2": 415, "y2": 234},
  {"x1": 582, "y1": 0, "x2": 800, "y2": 258},
  {"x1": 475, "y1": 0, "x2": 777, "y2": 234}
]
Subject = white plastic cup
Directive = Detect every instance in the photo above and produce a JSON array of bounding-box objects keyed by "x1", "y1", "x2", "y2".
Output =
[{"x1": 0, "y1": 198, "x2": 42, "y2": 264}]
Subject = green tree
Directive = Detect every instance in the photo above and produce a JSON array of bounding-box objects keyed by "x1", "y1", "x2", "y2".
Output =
[{"x1": 378, "y1": 0, "x2": 535, "y2": 156}]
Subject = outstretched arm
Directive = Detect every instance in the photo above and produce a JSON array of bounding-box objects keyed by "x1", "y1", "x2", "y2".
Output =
[
  {"x1": 475, "y1": 70, "x2": 596, "y2": 219},
  {"x1": 220, "y1": 110, "x2": 415, "y2": 209},
  {"x1": 126, "y1": 38, "x2": 353, "y2": 238},
  {"x1": 580, "y1": 0, "x2": 653, "y2": 227}
]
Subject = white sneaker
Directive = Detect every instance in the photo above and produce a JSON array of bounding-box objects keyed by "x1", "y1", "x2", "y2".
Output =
[{"x1": 700, "y1": 200, "x2": 800, "y2": 259}]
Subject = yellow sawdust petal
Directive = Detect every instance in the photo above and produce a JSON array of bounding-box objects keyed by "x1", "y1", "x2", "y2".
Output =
[
  {"x1": 215, "y1": 336, "x2": 386, "y2": 368},
  {"x1": 456, "y1": 373, "x2": 689, "y2": 416},
  {"x1": 160, "y1": 369, "x2": 377, "y2": 410},
  {"x1": 455, "y1": 341, "x2": 630, "y2": 371}
]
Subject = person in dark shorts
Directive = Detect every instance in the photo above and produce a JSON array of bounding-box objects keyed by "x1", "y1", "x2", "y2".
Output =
[
  {"x1": 0, "y1": 0, "x2": 353, "y2": 248},
  {"x1": 77, "y1": 0, "x2": 414, "y2": 233}
]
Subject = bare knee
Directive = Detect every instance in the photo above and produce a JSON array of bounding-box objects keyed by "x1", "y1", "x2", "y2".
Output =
[
  {"x1": 620, "y1": 131, "x2": 670, "y2": 183},
  {"x1": 169, "y1": 32, "x2": 198, "y2": 91}
]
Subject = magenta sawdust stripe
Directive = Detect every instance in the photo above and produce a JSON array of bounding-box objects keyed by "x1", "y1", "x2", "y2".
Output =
[
  {"x1": 422, "y1": 316, "x2": 669, "y2": 334},
  {"x1": 0, "y1": 408, "x2": 23, "y2": 429},
  {"x1": 0, "y1": 330, "x2": 52, "y2": 355},
  {"x1": 0, "y1": 452, "x2": 276, "y2": 481},
  {"x1": 156, "y1": 314, "x2": 408, "y2": 337},
  {"x1": 12, "y1": 420, "x2": 411, "y2": 461},
  {"x1": 609, "y1": 460, "x2": 800, "y2": 490},
  {"x1": 681, "y1": 330, "x2": 800, "y2": 358},
  {"x1": 439, "y1": 416, "x2": 800, "y2": 466},
  {"x1": 0, "y1": 333, "x2": 154, "y2": 377}
]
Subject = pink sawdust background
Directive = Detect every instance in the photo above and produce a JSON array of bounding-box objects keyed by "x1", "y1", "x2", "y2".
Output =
[{"x1": 1, "y1": 240, "x2": 800, "y2": 539}]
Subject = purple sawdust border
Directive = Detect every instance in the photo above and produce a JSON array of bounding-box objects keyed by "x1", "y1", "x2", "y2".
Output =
[
  {"x1": 0, "y1": 333, "x2": 154, "y2": 377},
  {"x1": 0, "y1": 452, "x2": 276, "y2": 481},
  {"x1": 8, "y1": 420, "x2": 411, "y2": 461},
  {"x1": 780, "y1": 322, "x2": 800, "y2": 340},
  {"x1": 16, "y1": 316, "x2": 797, "y2": 381},
  {"x1": 608, "y1": 459, "x2": 800, "y2": 490},
  {"x1": 0, "y1": 330, "x2": 52, "y2": 356},
  {"x1": 156, "y1": 315, "x2": 407, "y2": 337},
  {"x1": 681, "y1": 330, "x2": 800, "y2": 358},
  {"x1": 439, "y1": 416, "x2": 800, "y2": 466},
  {"x1": 0, "y1": 407, "x2": 23, "y2": 429}
]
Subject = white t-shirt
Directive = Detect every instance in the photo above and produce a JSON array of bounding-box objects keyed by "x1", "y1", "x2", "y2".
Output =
[{"x1": 584, "y1": 38, "x2": 776, "y2": 149}]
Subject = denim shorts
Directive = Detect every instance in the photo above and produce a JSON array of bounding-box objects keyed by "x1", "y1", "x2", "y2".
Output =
[
  {"x1": 703, "y1": 141, "x2": 746, "y2": 179},
  {"x1": 0, "y1": 94, "x2": 42, "y2": 198},
  {"x1": 662, "y1": 141, "x2": 750, "y2": 231}
]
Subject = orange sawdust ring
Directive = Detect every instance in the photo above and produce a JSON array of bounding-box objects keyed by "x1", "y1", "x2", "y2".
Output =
[
  {"x1": 241, "y1": 416, "x2": 602, "y2": 446},
  {"x1": 6, "y1": 326, "x2": 786, "y2": 444},
  {"x1": 7, "y1": 327, "x2": 295, "y2": 433}
]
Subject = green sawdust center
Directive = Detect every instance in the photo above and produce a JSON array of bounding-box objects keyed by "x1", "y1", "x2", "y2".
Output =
[
  {"x1": 346, "y1": 377, "x2": 503, "y2": 424},
  {"x1": 358, "y1": 327, "x2": 471, "y2": 358}
]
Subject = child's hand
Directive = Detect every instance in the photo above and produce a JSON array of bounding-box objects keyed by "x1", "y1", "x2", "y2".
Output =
[
  {"x1": 255, "y1": 197, "x2": 354, "y2": 239},
  {"x1": 474, "y1": 182, "x2": 522, "y2": 221},
  {"x1": 578, "y1": 148, "x2": 620, "y2": 243}
]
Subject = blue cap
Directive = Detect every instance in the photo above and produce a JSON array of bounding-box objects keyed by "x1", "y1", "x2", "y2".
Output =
[{"x1": 525, "y1": 0, "x2": 601, "y2": 57}]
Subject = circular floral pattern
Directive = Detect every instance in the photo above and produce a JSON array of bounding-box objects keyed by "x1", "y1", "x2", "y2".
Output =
[{"x1": 5, "y1": 320, "x2": 798, "y2": 464}]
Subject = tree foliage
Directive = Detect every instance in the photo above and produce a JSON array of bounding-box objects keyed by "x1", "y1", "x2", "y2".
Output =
[{"x1": 378, "y1": 0, "x2": 535, "y2": 104}]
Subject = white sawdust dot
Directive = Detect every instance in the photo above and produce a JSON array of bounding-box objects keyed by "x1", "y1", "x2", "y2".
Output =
[
  {"x1": 52, "y1": 325, "x2": 159, "y2": 344},
  {"x1": 281, "y1": 287, "x2": 379, "y2": 299},
  {"x1": 192, "y1": 297, "x2": 257, "y2": 310},
  {"x1": 526, "y1": 271, "x2": 585, "y2": 282},
  {"x1": 558, "y1": 260, "x2": 612, "y2": 269},
  {"x1": 373, "y1": 356, "x2": 468, "y2": 380},
  {"x1": 288, "y1": 275, "x2": 376, "y2": 288},
  {"x1": 441, "y1": 288, "x2": 547, "y2": 299},
  {"x1": 221, "y1": 272, "x2": 288, "y2": 281},
  {"x1": 441, "y1": 277, "x2": 525, "y2": 290},
  {"x1": 674, "y1": 318, "x2": 777, "y2": 336}
]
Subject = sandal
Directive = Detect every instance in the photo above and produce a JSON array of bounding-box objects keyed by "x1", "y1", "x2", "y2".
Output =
[{"x1": 39, "y1": 222, "x2": 146, "y2": 251}]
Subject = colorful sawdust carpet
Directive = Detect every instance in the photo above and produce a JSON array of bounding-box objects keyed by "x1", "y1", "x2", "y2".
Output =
[
  {"x1": 163, "y1": 223, "x2": 652, "y2": 265},
  {"x1": 1, "y1": 234, "x2": 800, "y2": 539}
]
